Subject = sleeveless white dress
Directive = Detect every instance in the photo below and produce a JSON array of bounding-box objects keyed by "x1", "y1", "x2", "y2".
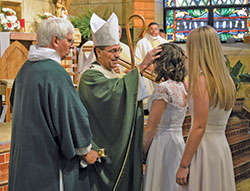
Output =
[
  {"x1": 144, "y1": 80, "x2": 187, "y2": 191},
  {"x1": 178, "y1": 100, "x2": 236, "y2": 191}
]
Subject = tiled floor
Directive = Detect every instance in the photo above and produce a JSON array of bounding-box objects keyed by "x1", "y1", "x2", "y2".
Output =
[
  {"x1": 0, "y1": 123, "x2": 11, "y2": 143},
  {"x1": 0, "y1": 122, "x2": 249, "y2": 190},
  {"x1": 236, "y1": 176, "x2": 250, "y2": 191}
]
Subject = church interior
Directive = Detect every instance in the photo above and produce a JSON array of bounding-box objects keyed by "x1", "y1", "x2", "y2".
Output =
[{"x1": 0, "y1": 0, "x2": 250, "y2": 190}]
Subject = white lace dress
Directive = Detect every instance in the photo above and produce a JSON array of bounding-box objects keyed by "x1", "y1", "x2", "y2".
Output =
[{"x1": 144, "y1": 80, "x2": 187, "y2": 191}]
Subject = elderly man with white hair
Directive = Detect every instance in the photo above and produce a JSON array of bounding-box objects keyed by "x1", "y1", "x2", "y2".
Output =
[{"x1": 9, "y1": 18, "x2": 98, "y2": 191}]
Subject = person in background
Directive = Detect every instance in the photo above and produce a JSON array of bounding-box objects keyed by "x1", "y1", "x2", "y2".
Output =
[
  {"x1": 118, "y1": 25, "x2": 131, "y2": 63},
  {"x1": 135, "y1": 22, "x2": 167, "y2": 113},
  {"x1": 143, "y1": 43, "x2": 187, "y2": 191},
  {"x1": 176, "y1": 25, "x2": 236, "y2": 191},
  {"x1": 77, "y1": 38, "x2": 95, "y2": 82},
  {"x1": 159, "y1": 28, "x2": 166, "y2": 39},
  {"x1": 8, "y1": 18, "x2": 98, "y2": 191},
  {"x1": 78, "y1": 12, "x2": 161, "y2": 191},
  {"x1": 116, "y1": 25, "x2": 131, "y2": 76}
]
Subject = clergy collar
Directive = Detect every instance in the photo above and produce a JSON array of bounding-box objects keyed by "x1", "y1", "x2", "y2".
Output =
[
  {"x1": 28, "y1": 45, "x2": 61, "y2": 64},
  {"x1": 91, "y1": 61, "x2": 101, "y2": 66},
  {"x1": 145, "y1": 32, "x2": 161, "y2": 41},
  {"x1": 90, "y1": 61, "x2": 119, "y2": 79}
]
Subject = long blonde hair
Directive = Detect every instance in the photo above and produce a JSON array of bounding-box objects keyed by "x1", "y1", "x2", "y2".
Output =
[{"x1": 186, "y1": 25, "x2": 236, "y2": 110}]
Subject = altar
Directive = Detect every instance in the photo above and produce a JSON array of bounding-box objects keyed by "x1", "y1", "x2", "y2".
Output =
[{"x1": 0, "y1": 32, "x2": 36, "y2": 57}]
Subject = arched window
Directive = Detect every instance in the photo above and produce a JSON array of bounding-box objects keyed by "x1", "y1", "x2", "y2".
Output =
[{"x1": 163, "y1": 0, "x2": 250, "y2": 42}]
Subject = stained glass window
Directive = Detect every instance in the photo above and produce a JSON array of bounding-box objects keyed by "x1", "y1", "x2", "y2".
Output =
[
  {"x1": 214, "y1": 8, "x2": 249, "y2": 41},
  {"x1": 163, "y1": 0, "x2": 250, "y2": 42},
  {"x1": 166, "y1": 9, "x2": 209, "y2": 41},
  {"x1": 165, "y1": 0, "x2": 210, "y2": 7}
]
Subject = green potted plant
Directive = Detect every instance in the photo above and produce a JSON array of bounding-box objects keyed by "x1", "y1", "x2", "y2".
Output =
[
  {"x1": 225, "y1": 56, "x2": 250, "y2": 113},
  {"x1": 225, "y1": 56, "x2": 250, "y2": 91},
  {"x1": 69, "y1": 9, "x2": 109, "y2": 45}
]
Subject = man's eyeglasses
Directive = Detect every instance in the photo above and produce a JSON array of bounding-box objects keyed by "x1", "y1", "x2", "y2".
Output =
[
  {"x1": 104, "y1": 48, "x2": 123, "y2": 55},
  {"x1": 66, "y1": 38, "x2": 74, "y2": 44},
  {"x1": 55, "y1": 36, "x2": 74, "y2": 44}
]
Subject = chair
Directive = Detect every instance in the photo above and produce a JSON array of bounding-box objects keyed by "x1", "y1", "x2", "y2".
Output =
[{"x1": 60, "y1": 46, "x2": 78, "y2": 87}]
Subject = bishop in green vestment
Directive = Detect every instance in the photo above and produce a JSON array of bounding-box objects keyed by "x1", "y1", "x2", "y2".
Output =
[
  {"x1": 79, "y1": 62, "x2": 144, "y2": 191},
  {"x1": 8, "y1": 18, "x2": 98, "y2": 191},
  {"x1": 78, "y1": 13, "x2": 161, "y2": 191}
]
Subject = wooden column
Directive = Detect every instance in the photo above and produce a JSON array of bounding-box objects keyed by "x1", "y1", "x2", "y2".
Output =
[{"x1": 133, "y1": 0, "x2": 155, "y2": 28}]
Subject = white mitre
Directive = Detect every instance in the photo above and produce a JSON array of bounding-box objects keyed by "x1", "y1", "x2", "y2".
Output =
[{"x1": 90, "y1": 12, "x2": 120, "y2": 46}]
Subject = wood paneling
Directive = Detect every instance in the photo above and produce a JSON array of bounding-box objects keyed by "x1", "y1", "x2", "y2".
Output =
[
  {"x1": 0, "y1": 41, "x2": 28, "y2": 122},
  {"x1": 0, "y1": 41, "x2": 28, "y2": 79},
  {"x1": 133, "y1": 0, "x2": 155, "y2": 28}
]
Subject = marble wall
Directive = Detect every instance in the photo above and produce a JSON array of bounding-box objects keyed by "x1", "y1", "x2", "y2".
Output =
[{"x1": 155, "y1": 0, "x2": 164, "y2": 29}]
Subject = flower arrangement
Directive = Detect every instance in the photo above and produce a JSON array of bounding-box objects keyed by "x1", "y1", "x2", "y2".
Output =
[{"x1": 0, "y1": 8, "x2": 20, "y2": 31}]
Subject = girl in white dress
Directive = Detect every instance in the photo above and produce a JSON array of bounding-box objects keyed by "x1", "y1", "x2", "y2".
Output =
[
  {"x1": 143, "y1": 43, "x2": 187, "y2": 191},
  {"x1": 176, "y1": 26, "x2": 236, "y2": 191}
]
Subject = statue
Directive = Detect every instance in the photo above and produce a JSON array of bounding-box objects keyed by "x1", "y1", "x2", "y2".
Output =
[{"x1": 56, "y1": 0, "x2": 69, "y2": 18}]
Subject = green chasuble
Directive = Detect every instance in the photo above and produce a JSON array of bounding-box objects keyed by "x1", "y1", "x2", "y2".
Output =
[
  {"x1": 78, "y1": 62, "x2": 144, "y2": 191},
  {"x1": 9, "y1": 59, "x2": 92, "y2": 191}
]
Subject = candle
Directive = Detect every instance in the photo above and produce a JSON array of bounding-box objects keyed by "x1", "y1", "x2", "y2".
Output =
[
  {"x1": 20, "y1": 18, "x2": 25, "y2": 32},
  {"x1": 20, "y1": 18, "x2": 25, "y2": 28}
]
